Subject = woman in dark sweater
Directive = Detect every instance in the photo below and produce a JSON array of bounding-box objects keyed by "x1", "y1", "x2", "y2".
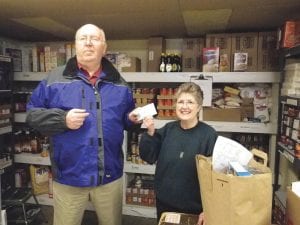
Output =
[{"x1": 139, "y1": 82, "x2": 218, "y2": 225}]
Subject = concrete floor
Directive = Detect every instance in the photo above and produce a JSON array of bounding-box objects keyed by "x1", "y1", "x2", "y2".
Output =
[{"x1": 30, "y1": 205, "x2": 157, "y2": 225}]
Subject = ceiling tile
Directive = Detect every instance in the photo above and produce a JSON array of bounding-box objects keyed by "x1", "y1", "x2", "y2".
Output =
[
  {"x1": 11, "y1": 17, "x2": 75, "y2": 39},
  {"x1": 182, "y1": 9, "x2": 232, "y2": 35}
]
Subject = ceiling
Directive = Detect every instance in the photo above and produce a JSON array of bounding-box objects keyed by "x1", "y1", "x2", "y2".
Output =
[{"x1": 0, "y1": 0, "x2": 300, "y2": 42}]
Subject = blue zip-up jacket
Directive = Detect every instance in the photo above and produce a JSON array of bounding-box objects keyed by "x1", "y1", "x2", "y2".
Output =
[{"x1": 26, "y1": 56, "x2": 135, "y2": 187}]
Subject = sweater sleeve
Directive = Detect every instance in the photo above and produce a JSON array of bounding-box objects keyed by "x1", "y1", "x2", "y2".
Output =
[
  {"x1": 139, "y1": 131, "x2": 162, "y2": 164},
  {"x1": 205, "y1": 129, "x2": 218, "y2": 157}
]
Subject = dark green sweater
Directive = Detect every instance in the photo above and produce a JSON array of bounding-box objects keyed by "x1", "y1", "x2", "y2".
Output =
[{"x1": 139, "y1": 120, "x2": 218, "y2": 213}]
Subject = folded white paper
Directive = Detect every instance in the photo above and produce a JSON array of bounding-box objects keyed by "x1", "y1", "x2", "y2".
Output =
[
  {"x1": 212, "y1": 136, "x2": 253, "y2": 172},
  {"x1": 292, "y1": 181, "x2": 300, "y2": 197},
  {"x1": 135, "y1": 103, "x2": 157, "y2": 121}
]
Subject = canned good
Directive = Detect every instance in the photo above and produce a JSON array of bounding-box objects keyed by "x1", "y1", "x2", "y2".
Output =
[
  {"x1": 158, "y1": 99, "x2": 165, "y2": 106},
  {"x1": 165, "y1": 99, "x2": 172, "y2": 106},
  {"x1": 160, "y1": 88, "x2": 167, "y2": 95},
  {"x1": 142, "y1": 88, "x2": 150, "y2": 94},
  {"x1": 158, "y1": 110, "x2": 164, "y2": 117}
]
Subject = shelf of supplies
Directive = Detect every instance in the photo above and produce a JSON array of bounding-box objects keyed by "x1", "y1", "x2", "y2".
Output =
[
  {"x1": 153, "y1": 119, "x2": 276, "y2": 134},
  {"x1": 14, "y1": 72, "x2": 47, "y2": 81},
  {"x1": 121, "y1": 72, "x2": 280, "y2": 83},
  {"x1": 124, "y1": 163, "x2": 155, "y2": 175},
  {"x1": 277, "y1": 142, "x2": 300, "y2": 170},
  {"x1": 14, "y1": 112, "x2": 27, "y2": 123},
  {"x1": 0, "y1": 126, "x2": 12, "y2": 135},
  {"x1": 14, "y1": 153, "x2": 51, "y2": 166},
  {"x1": 206, "y1": 121, "x2": 276, "y2": 134},
  {"x1": 122, "y1": 204, "x2": 156, "y2": 218},
  {"x1": 27, "y1": 194, "x2": 95, "y2": 210},
  {"x1": 0, "y1": 160, "x2": 13, "y2": 175}
]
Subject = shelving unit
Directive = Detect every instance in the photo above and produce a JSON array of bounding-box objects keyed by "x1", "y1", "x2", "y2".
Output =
[
  {"x1": 121, "y1": 71, "x2": 281, "y2": 218},
  {"x1": 0, "y1": 56, "x2": 14, "y2": 225},
  {"x1": 274, "y1": 45, "x2": 300, "y2": 189},
  {"x1": 273, "y1": 46, "x2": 300, "y2": 225},
  {"x1": 11, "y1": 70, "x2": 282, "y2": 218}
]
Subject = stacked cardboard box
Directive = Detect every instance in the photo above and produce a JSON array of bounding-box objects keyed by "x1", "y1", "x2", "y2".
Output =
[
  {"x1": 205, "y1": 33, "x2": 232, "y2": 72},
  {"x1": 258, "y1": 31, "x2": 280, "y2": 71},
  {"x1": 231, "y1": 32, "x2": 258, "y2": 72},
  {"x1": 147, "y1": 37, "x2": 166, "y2": 72},
  {"x1": 182, "y1": 38, "x2": 205, "y2": 72}
]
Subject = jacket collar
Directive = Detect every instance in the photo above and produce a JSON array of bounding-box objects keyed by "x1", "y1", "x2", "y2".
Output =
[{"x1": 62, "y1": 56, "x2": 120, "y2": 82}]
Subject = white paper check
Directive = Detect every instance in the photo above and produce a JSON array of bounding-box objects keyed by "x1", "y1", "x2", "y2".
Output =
[{"x1": 136, "y1": 103, "x2": 157, "y2": 121}]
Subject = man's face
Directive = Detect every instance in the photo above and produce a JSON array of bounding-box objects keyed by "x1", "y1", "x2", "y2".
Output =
[{"x1": 75, "y1": 25, "x2": 107, "y2": 65}]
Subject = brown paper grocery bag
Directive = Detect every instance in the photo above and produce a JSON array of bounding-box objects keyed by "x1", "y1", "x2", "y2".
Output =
[
  {"x1": 196, "y1": 155, "x2": 272, "y2": 225},
  {"x1": 286, "y1": 187, "x2": 300, "y2": 225}
]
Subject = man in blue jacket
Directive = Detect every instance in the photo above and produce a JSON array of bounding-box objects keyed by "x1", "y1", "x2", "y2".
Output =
[{"x1": 26, "y1": 24, "x2": 140, "y2": 225}]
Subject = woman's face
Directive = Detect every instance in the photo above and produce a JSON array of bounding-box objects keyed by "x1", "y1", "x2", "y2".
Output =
[{"x1": 176, "y1": 93, "x2": 201, "y2": 122}]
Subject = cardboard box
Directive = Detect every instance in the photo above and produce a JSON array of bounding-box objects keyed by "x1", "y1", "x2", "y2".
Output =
[
  {"x1": 280, "y1": 21, "x2": 296, "y2": 48},
  {"x1": 206, "y1": 33, "x2": 232, "y2": 71},
  {"x1": 295, "y1": 21, "x2": 300, "y2": 46},
  {"x1": 182, "y1": 38, "x2": 205, "y2": 72},
  {"x1": 258, "y1": 31, "x2": 280, "y2": 71},
  {"x1": 202, "y1": 107, "x2": 241, "y2": 122},
  {"x1": 147, "y1": 37, "x2": 166, "y2": 72},
  {"x1": 121, "y1": 57, "x2": 141, "y2": 72},
  {"x1": 240, "y1": 105, "x2": 254, "y2": 121},
  {"x1": 286, "y1": 187, "x2": 300, "y2": 225},
  {"x1": 231, "y1": 32, "x2": 258, "y2": 71}
]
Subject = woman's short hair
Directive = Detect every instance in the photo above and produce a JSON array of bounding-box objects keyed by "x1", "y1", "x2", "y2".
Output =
[{"x1": 175, "y1": 82, "x2": 203, "y2": 105}]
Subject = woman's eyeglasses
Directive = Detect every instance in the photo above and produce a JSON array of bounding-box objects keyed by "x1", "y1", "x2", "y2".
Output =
[{"x1": 176, "y1": 100, "x2": 197, "y2": 107}]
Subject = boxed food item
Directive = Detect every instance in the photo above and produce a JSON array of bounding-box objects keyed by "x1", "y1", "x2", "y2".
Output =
[
  {"x1": 121, "y1": 57, "x2": 141, "y2": 72},
  {"x1": 202, "y1": 47, "x2": 219, "y2": 72},
  {"x1": 234, "y1": 52, "x2": 248, "y2": 71}
]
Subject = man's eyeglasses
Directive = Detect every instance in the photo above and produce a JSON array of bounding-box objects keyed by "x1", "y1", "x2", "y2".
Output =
[{"x1": 76, "y1": 36, "x2": 105, "y2": 45}]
